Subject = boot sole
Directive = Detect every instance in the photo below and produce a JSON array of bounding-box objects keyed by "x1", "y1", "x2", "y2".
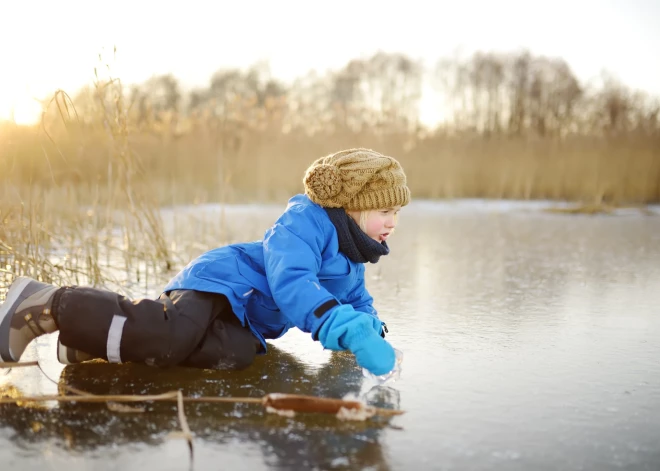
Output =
[
  {"x1": 57, "y1": 339, "x2": 78, "y2": 365},
  {"x1": 0, "y1": 277, "x2": 42, "y2": 362}
]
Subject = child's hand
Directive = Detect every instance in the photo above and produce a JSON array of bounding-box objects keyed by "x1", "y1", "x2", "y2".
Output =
[
  {"x1": 317, "y1": 304, "x2": 396, "y2": 376},
  {"x1": 346, "y1": 328, "x2": 396, "y2": 376}
]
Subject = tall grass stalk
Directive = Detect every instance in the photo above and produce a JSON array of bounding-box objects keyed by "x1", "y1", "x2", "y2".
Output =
[{"x1": 0, "y1": 66, "x2": 171, "y2": 297}]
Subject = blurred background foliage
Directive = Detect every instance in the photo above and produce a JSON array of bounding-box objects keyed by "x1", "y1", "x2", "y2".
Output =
[{"x1": 2, "y1": 50, "x2": 658, "y2": 207}]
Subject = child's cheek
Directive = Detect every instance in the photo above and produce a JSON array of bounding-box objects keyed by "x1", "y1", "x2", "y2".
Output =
[{"x1": 367, "y1": 218, "x2": 382, "y2": 237}]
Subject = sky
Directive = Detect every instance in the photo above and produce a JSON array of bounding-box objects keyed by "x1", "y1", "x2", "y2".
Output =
[{"x1": 0, "y1": 0, "x2": 659, "y2": 125}]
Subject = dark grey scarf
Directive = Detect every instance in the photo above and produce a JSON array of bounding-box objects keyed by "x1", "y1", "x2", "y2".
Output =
[{"x1": 324, "y1": 208, "x2": 390, "y2": 264}]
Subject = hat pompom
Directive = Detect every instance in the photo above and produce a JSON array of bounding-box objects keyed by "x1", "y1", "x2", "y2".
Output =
[{"x1": 305, "y1": 164, "x2": 342, "y2": 200}]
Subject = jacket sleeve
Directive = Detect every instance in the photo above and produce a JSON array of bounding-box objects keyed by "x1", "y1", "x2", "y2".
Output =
[
  {"x1": 344, "y1": 269, "x2": 385, "y2": 336},
  {"x1": 262, "y1": 205, "x2": 340, "y2": 336},
  {"x1": 345, "y1": 267, "x2": 377, "y2": 315}
]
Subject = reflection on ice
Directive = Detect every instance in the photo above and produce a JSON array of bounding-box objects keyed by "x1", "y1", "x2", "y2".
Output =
[{"x1": 1, "y1": 199, "x2": 660, "y2": 470}]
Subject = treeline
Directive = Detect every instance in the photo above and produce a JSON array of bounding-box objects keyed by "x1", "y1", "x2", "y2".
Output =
[{"x1": 2, "y1": 50, "x2": 659, "y2": 204}]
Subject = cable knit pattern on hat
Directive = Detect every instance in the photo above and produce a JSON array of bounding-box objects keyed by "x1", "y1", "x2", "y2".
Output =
[{"x1": 303, "y1": 148, "x2": 411, "y2": 210}]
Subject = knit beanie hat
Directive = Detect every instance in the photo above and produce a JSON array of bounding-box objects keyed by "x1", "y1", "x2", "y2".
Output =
[{"x1": 303, "y1": 148, "x2": 411, "y2": 211}]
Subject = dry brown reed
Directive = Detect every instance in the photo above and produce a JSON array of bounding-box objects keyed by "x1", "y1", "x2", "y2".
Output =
[
  {"x1": 4, "y1": 124, "x2": 658, "y2": 206},
  {"x1": 0, "y1": 361, "x2": 404, "y2": 418},
  {"x1": 1, "y1": 50, "x2": 659, "y2": 293},
  {"x1": 1, "y1": 76, "x2": 171, "y2": 295},
  {"x1": 0, "y1": 390, "x2": 403, "y2": 417}
]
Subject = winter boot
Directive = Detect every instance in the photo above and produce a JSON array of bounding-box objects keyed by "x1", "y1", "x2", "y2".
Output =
[{"x1": 0, "y1": 276, "x2": 60, "y2": 363}]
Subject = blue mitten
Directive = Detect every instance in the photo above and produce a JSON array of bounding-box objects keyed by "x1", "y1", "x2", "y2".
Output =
[{"x1": 317, "y1": 304, "x2": 396, "y2": 376}]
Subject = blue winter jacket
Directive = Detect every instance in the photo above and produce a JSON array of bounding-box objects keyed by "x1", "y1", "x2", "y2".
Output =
[{"x1": 163, "y1": 194, "x2": 383, "y2": 353}]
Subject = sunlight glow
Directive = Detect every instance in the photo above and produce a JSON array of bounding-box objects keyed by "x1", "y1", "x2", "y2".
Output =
[
  {"x1": 0, "y1": 96, "x2": 43, "y2": 125},
  {"x1": 0, "y1": 0, "x2": 658, "y2": 127},
  {"x1": 0, "y1": 73, "x2": 44, "y2": 125}
]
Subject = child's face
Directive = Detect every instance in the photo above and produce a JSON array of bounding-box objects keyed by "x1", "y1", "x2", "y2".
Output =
[{"x1": 348, "y1": 207, "x2": 401, "y2": 242}]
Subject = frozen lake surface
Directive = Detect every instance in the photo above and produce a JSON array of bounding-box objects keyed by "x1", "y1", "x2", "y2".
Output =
[{"x1": 2, "y1": 199, "x2": 660, "y2": 470}]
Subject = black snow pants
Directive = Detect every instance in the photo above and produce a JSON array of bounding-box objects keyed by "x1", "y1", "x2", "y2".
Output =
[{"x1": 52, "y1": 286, "x2": 261, "y2": 370}]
